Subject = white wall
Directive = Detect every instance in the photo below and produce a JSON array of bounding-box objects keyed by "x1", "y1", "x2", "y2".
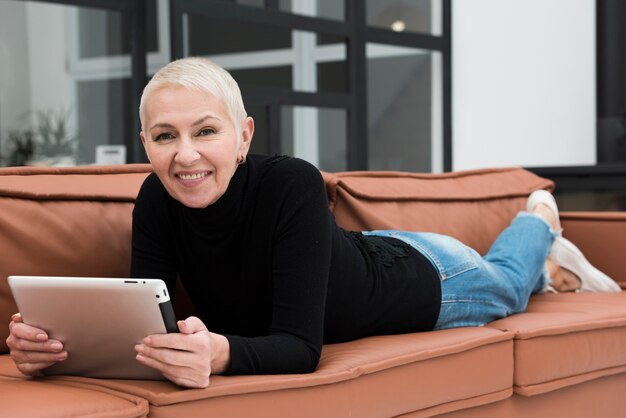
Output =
[{"x1": 452, "y1": 0, "x2": 596, "y2": 170}]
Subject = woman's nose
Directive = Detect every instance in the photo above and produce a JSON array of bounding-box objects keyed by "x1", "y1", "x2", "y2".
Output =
[{"x1": 174, "y1": 138, "x2": 200, "y2": 165}]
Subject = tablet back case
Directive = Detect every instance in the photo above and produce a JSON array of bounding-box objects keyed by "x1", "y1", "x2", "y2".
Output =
[{"x1": 9, "y1": 276, "x2": 176, "y2": 380}]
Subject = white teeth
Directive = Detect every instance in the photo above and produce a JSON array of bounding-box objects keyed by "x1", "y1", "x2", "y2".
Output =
[{"x1": 178, "y1": 172, "x2": 209, "y2": 180}]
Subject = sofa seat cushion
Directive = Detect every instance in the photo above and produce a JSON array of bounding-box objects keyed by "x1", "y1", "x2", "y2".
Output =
[
  {"x1": 2, "y1": 328, "x2": 513, "y2": 417},
  {"x1": 0, "y1": 360, "x2": 148, "y2": 418},
  {"x1": 488, "y1": 292, "x2": 626, "y2": 396}
]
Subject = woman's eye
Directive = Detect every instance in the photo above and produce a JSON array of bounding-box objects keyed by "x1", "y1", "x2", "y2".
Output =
[
  {"x1": 155, "y1": 132, "x2": 174, "y2": 141},
  {"x1": 198, "y1": 128, "x2": 215, "y2": 136}
]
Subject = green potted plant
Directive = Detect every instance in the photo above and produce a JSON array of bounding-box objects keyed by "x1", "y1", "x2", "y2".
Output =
[
  {"x1": 6, "y1": 129, "x2": 36, "y2": 166},
  {"x1": 2, "y1": 108, "x2": 77, "y2": 167},
  {"x1": 34, "y1": 109, "x2": 77, "y2": 166}
]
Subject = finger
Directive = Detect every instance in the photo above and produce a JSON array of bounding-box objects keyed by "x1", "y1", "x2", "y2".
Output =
[
  {"x1": 16, "y1": 361, "x2": 59, "y2": 377},
  {"x1": 177, "y1": 320, "x2": 190, "y2": 334},
  {"x1": 145, "y1": 333, "x2": 213, "y2": 358},
  {"x1": 136, "y1": 347, "x2": 187, "y2": 369},
  {"x1": 7, "y1": 326, "x2": 62, "y2": 352},
  {"x1": 143, "y1": 331, "x2": 202, "y2": 350},
  {"x1": 9, "y1": 322, "x2": 49, "y2": 342},
  {"x1": 13, "y1": 349, "x2": 67, "y2": 365},
  {"x1": 11, "y1": 313, "x2": 22, "y2": 323},
  {"x1": 145, "y1": 317, "x2": 209, "y2": 348},
  {"x1": 8, "y1": 336, "x2": 64, "y2": 353},
  {"x1": 178, "y1": 316, "x2": 208, "y2": 334},
  {"x1": 142, "y1": 333, "x2": 181, "y2": 350},
  {"x1": 137, "y1": 354, "x2": 209, "y2": 388},
  {"x1": 136, "y1": 341, "x2": 212, "y2": 376},
  {"x1": 136, "y1": 349, "x2": 195, "y2": 374}
]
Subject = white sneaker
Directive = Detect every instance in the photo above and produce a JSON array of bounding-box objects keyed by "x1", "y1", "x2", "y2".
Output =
[
  {"x1": 549, "y1": 236, "x2": 621, "y2": 293},
  {"x1": 526, "y1": 190, "x2": 562, "y2": 232}
]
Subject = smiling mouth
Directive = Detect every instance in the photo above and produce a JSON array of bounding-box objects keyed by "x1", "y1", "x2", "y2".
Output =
[{"x1": 177, "y1": 171, "x2": 210, "y2": 180}]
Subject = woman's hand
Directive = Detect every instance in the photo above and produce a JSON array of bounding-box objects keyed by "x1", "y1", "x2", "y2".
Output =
[
  {"x1": 135, "y1": 316, "x2": 230, "y2": 388},
  {"x1": 6, "y1": 313, "x2": 67, "y2": 376}
]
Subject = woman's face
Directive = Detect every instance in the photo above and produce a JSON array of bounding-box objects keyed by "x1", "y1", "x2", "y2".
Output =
[{"x1": 140, "y1": 86, "x2": 253, "y2": 208}]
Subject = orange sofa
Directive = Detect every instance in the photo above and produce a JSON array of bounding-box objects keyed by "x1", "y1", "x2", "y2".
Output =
[{"x1": 1, "y1": 164, "x2": 625, "y2": 418}]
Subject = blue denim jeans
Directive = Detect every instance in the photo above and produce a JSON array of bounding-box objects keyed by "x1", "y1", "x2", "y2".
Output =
[{"x1": 362, "y1": 213, "x2": 557, "y2": 329}]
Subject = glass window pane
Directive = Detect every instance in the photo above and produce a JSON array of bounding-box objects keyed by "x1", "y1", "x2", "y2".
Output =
[
  {"x1": 317, "y1": 61, "x2": 347, "y2": 94},
  {"x1": 0, "y1": 0, "x2": 137, "y2": 167},
  {"x1": 230, "y1": 66, "x2": 292, "y2": 90},
  {"x1": 367, "y1": 44, "x2": 443, "y2": 172},
  {"x1": 280, "y1": 106, "x2": 347, "y2": 171},
  {"x1": 187, "y1": 15, "x2": 291, "y2": 55},
  {"x1": 76, "y1": 79, "x2": 131, "y2": 165},
  {"x1": 280, "y1": 0, "x2": 345, "y2": 21},
  {"x1": 366, "y1": 0, "x2": 442, "y2": 35},
  {"x1": 555, "y1": 191, "x2": 626, "y2": 212},
  {"x1": 317, "y1": 32, "x2": 344, "y2": 46},
  {"x1": 185, "y1": 16, "x2": 347, "y2": 93},
  {"x1": 212, "y1": 0, "x2": 265, "y2": 8},
  {"x1": 214, "y1": 0, "x2": 345, "y2": 20},
  {"x1": 78, "y1": 0, "x2": 158, "y2": 58},
  {"x1": 237, "y1": 0, "x2": 265, "y2": 8},
  {"x1": 246, "y1": 105, "x2": 270, "y2": 155}
]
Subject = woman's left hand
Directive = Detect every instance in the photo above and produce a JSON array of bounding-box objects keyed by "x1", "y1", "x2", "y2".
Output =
[{"x1": 135, "y1": 316, "x2": 230, "y2": 388}]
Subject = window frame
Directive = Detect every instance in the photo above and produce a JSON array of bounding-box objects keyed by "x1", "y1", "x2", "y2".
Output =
[
  {"x1": 169, "y1": 0, "x2": 452, "y2": 171},
  {"x1": 18, "y1": 0, "x2": 149, "y2": 163}
]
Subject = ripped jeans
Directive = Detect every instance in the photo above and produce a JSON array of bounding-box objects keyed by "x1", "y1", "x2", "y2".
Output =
[{"x1": 362, "y1": 212, "x2": 558, "y2": 329}]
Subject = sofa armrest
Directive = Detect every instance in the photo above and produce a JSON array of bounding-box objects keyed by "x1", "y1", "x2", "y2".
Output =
[{"x1": 560, "y1": 212, "x2": 626, "y2": 288}]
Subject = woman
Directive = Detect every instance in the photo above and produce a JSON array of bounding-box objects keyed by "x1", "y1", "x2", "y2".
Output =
[{"x1": 7, "y1": 57, "x2": 620, "y2": 388}]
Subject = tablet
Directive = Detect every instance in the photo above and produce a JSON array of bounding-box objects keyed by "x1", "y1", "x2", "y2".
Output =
[{"x1": 8, "y1": 276, "x2": 178, "y2": 380}]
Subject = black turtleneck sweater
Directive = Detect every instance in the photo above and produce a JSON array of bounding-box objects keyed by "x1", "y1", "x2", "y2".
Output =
[{"x1": 131, "y1": 155, "x2": 440, "y2": 375}]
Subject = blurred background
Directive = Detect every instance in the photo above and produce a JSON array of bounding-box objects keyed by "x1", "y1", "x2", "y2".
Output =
[{"x1": 0, "y1": 0, "x2": 623, "y2": 210}]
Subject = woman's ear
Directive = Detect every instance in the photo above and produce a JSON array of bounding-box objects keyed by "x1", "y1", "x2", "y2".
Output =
[
  {"x1": 239, "y1": 116, "x2": 254, "y2": 154},
  {"x1": 139, "y1": 131, "x2": 151, "y2": 163}
]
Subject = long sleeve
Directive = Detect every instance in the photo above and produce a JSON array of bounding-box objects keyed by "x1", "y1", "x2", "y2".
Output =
[{"x1": 225, "y1": 159, "x2": 332, "y2": 374}]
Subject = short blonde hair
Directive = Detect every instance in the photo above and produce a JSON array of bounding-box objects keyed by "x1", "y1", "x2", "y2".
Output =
[{"x1": 139, "y1": 57, "x2": 247, "y2": 136}]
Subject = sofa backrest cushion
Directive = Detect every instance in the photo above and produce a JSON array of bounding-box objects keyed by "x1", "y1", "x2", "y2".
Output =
[
  {"x1": 0, "y1": 165, "x2": 152, "y2": 353},
  {"x1": 322, "y1": 167, "x2": 554, "y2": 255}
]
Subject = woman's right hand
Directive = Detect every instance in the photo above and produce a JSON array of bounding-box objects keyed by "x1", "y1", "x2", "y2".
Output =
[{"x1": 6, "y1": 313, "x2": 67, "y2": 376}]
